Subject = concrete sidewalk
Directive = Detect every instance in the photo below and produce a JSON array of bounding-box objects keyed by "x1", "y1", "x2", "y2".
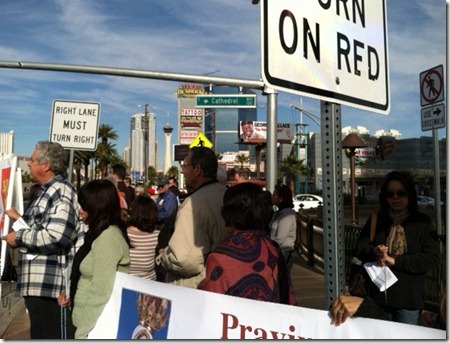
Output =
[{"x1": 0, "y1": 253, "x2": 325, "y2": 339}]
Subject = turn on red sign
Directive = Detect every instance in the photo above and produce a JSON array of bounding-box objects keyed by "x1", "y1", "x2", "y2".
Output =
[
  {"x1": 261, "y1": 0, "x2": 389, "y2": 113},
  {"x1": 50, "y1": 100, "x2": 100, "y2": 151}
]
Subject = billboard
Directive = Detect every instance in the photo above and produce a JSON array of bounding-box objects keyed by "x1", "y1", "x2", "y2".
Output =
[{"x1": 239, "y1": 121, "x2": 294, "y2": 144}]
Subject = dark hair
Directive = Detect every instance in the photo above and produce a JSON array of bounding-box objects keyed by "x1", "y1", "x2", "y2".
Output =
[
  {"x1": 379, "y1": 171, "x2": 417, "y2": 213},
  {"x1": 112, "y1": 164, "x2": 127, "y2": 180},
  {"x1": 189, "y1": 147, "x2": 218, "y2": 179},
  {"x1": 221, "y1": 182, "x2": 272, "y2": 231},
  {"x1": 128, "y1": 196, "x2": 158, "y2": 233},
  {"x1": 169, "y1": 177, "x2": 178, "y2": 187},
  {"x1": 274, "y1": 184, "x2": 294, "y2": 209},
  {"x1": 78, "y1": 179, "x2": 130, "y2": 245}
]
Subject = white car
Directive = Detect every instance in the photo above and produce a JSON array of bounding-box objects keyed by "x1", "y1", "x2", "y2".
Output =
[
  {"x1": 293, "y1": 194, "x2": 323, "y2": 212},
  {"x1": 417, "y1": 195, "x2": 443, "y2": 207}
]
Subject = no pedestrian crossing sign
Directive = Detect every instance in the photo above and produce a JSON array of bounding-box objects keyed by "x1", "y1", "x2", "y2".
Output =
[
  {"x1": 261, "y1": 0, "x2": 389, "y2": 114},
  {"x1": 50, "y1": 100, "x2": 101, "y2": 151},
  {"x1": 420, "y1": 65, "x2": 444, "y2": 107}
]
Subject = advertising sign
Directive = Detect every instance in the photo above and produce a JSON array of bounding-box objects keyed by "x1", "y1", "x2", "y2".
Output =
[{"x1": 239, "y1": 121, "x2": 294, "y2": 144}]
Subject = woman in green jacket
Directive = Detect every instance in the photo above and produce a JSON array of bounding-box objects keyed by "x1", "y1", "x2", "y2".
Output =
[{"x1": 59, "y1": 179, "x2": 130, "y2": 339}]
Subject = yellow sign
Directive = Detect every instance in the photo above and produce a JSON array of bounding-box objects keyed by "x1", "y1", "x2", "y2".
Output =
[{"x1": 189, "y1": 133, "x2": 212, "y2": 148}]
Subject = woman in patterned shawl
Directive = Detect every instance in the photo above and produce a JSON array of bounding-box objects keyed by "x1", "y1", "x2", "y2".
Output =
[{"x1": 198, "y1": 182, "x2": 296, "y2": 305}]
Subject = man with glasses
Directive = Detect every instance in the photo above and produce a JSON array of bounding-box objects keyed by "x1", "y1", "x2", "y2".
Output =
[
  {"x1": 156, "y1": 147, "x2": 227, "y2": 288},
  {"x1": 2, "y1": 141, "x2": 84, "y2": 339}
]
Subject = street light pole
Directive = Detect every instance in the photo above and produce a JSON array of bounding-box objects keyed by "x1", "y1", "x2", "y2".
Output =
[{"x1": 342, "y1": 132, "x2": 367, "y2": 225}]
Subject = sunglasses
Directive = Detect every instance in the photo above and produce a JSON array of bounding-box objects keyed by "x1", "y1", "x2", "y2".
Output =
[{"x1": 386, "y1": 190, "x2": 408, "y2": 198}]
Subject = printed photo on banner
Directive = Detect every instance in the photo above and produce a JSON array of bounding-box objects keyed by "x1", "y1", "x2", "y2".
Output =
[
  {"x1": 0, "y1": 158, "x2": 12, "y2": 234},
  {"x1": 116, "y1": 288, "x2": 172, "y2": 339}
]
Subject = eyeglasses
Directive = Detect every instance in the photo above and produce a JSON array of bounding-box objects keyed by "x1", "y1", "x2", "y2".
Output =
[{"x1": 386, "y1": 190, "x2": 408, "y2": 198}]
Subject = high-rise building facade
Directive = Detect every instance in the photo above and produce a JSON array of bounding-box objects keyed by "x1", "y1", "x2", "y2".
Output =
[
  {"x1": 0, "y1": 130, "x2": 14, "y2": 156},
  {"x1": 129, "y1": 113, "x2": 157, "y2": 181}
]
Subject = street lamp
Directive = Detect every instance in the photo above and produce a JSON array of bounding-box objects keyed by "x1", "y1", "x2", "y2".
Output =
[{"x1": 342, "y1": 132, "x2": 367, "y2": 225}]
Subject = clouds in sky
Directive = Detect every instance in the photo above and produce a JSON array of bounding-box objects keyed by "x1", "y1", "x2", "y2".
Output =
[{"x1": 0, "y1": 0, "x2": 446, "y2": 167}]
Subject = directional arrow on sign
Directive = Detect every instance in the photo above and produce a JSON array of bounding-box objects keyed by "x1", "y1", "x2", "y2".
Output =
[{"x1": 433, "y1": 108, "x2": 442, "y2": 116}]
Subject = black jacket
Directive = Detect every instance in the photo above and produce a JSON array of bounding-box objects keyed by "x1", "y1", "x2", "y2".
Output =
[{"x1": 355, "y1": 210, "x2": 440, "y2": 310}]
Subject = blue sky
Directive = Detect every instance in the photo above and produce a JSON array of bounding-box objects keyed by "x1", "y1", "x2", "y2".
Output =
[{"x1": 0, "y1": 0, "x2": 446, "y2": 170}]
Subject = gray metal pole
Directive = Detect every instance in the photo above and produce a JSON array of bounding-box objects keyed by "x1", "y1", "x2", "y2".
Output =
[
  {"x1": 68, "y1": 149, "x2": 74, "y2": 183},
  {"x1": 320, "y1": 101, "x2": 345, "y2": 309},
  {"x1": 432, "y1": 129, "x2": 442, "y2": 236},
  {"x1": 265, "y1": 87, "x2": 277, "y2": 193},
  {"x1": 0, "y1": 61, "x2": 264, "y2": 90}
]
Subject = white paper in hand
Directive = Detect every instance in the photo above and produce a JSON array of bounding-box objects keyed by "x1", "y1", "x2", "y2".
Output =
[
  {"x1": 12, "y1": 217, "x2": 38, "y2": 260},
  {"x1": 364, "y1": 261, "x2": 398, "y2": 291},
  {"x1": 63, "y1": 265, "x2": 72, "y2": 300}
]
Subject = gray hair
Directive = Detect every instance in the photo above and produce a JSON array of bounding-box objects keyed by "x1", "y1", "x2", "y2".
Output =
[{"x1": 35, "y1": 141, "x2": 68, "y2": 176}]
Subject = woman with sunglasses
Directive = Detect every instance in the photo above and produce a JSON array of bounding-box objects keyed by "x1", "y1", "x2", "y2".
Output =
[{"x1": 353, "y1": 170, "x2": 440, "y2": 326}]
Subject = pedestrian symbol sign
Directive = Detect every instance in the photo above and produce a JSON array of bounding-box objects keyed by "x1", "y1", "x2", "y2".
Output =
[
  {"x1": 420, "y1": 65, "x2": 444, "y2": 107},
  {"x1": 189, "y1": 133, "x2": 212, "y2": 148}
]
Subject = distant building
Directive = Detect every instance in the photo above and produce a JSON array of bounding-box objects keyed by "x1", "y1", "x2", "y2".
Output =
[
  {"x1": 129, "y1": 113, "x2": 157, "y2": 182},
  {"x1": 0, "y1": 130, "x2": 14, "y2": 156},
  {"x1": 305, "y1": 127, "x2": 445, "y2": 198}
]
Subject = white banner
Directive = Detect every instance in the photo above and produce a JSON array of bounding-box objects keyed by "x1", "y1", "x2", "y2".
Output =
[
  {"x1": 0, "y1": 155, "x2": 22, "y2": 281},
  {"x1": 89, "y1": 272, "x2": 445, "y2": 339}
]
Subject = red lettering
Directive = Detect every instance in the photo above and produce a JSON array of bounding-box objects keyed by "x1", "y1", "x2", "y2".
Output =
[{"x1": 221, "y1": 312, "x2": 238, "y2": 339}]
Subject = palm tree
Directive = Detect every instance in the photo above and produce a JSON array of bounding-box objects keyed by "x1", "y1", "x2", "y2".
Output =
[
  {"x1": 280, "y1": 154, "x2": 309, "y2": 195},
  {"x1": 73, "y1": 150, "x2": 96, "y2": 190},
  {"x1": 98, "y1": 124, "x2": 118, "y2": 145},
  {"x1": 95, "y1": 124, "x2": 121, "y2": 177},
  {"x1": 147, "y1": 166, "x2": 158, "y2": 186},
  {"x1": 235, "y1": 153, "x2": 250, "y2": 168},
  {"x1": 167, "y1": 166, "x2": 179, "y2": 179}
]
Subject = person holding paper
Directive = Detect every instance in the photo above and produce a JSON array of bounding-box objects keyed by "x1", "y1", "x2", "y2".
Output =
[
  {"x1": 2, "y1": 141, "x2": 84, "y2": 339},
  {"x1": 354, "y1": 171, "x2": 440, "y2": 325}
]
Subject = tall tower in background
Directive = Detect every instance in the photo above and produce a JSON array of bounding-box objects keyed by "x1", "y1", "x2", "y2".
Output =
[{"x1": 163, "y1": 124, "x2": 173, "y2": 174}]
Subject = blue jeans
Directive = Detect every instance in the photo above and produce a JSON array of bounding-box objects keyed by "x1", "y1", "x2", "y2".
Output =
[{"x1": 387, "y1": 308, "x2": 421, "y2": 325}]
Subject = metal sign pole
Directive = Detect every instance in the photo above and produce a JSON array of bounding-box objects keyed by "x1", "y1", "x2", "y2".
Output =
[
  {"x1": 432, "y1": 128, "x2": 442, "y2": 236},
  {"x1": 68, "y1": 149, "x2": 74, "y2": 183},
  {"x1": 321, "y1": 101, "x2": 345, "y2": 309}
]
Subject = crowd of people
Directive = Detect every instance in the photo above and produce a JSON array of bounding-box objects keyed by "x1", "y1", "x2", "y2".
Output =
[{"x1": 1, "y1": 141, "x2": 444, "y2": 339}]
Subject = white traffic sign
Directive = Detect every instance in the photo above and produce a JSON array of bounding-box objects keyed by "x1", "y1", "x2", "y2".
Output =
[
  {"x1": 421, "y1": 103, "x2": 445, "y2": 131},
  {"x1": 420, "y1": 65, "x2": 444, "y2": 107},
  {"x1": 50, "y1": 100, "x2": 100, "y2": 151},
  {"x1": 261, "y1": 0, "x2": 389, "y2": 114}
]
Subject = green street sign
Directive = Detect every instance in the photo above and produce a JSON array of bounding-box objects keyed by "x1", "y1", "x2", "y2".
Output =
[{"x1": 196, "y1": 94, "x2": 256, "y2": 108}]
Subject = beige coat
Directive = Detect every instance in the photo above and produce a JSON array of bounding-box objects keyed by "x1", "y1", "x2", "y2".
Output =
[{"x1": 159, "y1": 181, "x2": 227, "y2": 288}]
